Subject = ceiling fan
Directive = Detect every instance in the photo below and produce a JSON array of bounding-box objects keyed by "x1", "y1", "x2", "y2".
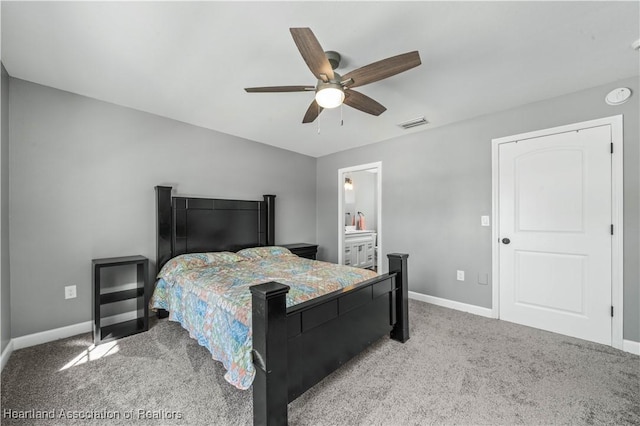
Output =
[{"x1": 244, "y1": 28, "x2": 422, "y2": 123}]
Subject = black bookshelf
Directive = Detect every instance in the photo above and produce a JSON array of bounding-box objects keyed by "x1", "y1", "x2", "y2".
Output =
[{"x1": 92, "y1": 255, "x2": 149, "y2": 344}]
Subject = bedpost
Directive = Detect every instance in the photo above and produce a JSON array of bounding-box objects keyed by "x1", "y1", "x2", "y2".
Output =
[
  {"x1": 155, "y1": 186, "x2": 173, "y2": 319},
  {"x1": 250, "y1": 281, "x2": 289, "y2": 426},
  {"x1": 263, "y1": 195, "x2": 276, "y2": 246},
  {"x1": 155, "y1": 186, "x2": 173, "y2": 274},
  {"x1": 388, "y1": 253, "x2": 409, "y2": 343}
]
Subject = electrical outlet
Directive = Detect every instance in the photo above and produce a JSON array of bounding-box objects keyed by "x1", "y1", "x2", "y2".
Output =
[
  {"x1": 64, "y1": 285, "x2": 77, "y2": 299},
  {"x1": 456, "y1": 270, "x2": 465, "y2": 281}
]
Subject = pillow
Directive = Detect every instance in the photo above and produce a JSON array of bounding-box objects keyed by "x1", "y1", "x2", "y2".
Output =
[
  {"x1": 236, "y1": 246, "x2": 293, "y2": 260},
  {"x1": 157, "y1": 251, "x2": 245, "y2": 279}
]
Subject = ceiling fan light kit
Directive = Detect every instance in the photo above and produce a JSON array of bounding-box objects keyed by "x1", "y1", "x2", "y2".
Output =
[
  {"x1": 245, "y1": 27, "x2": 421, "y2": 124},
  {"x1": 315, "y1": 82, "x2": 345, "y2": 109}
]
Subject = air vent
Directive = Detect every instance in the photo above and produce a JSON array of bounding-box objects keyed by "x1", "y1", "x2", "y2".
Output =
[{"x1": 397, "y1": 116, "x2": 428, "y2": 130}]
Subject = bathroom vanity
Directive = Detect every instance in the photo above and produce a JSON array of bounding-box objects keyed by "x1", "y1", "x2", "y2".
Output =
[{"x1": 344, "y1": 230, "x2": 377, "y2": 269}]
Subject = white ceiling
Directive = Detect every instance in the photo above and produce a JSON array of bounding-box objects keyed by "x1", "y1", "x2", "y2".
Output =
[{"x1": 2, "y1": 1, "x2": 639, "y2": 157}]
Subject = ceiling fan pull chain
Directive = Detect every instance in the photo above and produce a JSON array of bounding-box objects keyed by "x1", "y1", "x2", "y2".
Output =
[{"x1": 341, "y1": 103, "x2": 344, "y2": 126}]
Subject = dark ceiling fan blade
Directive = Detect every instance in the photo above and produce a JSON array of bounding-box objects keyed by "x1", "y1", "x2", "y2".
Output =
[
  {"x1": 290, "y1": 28, "x2": 334, "y2": 82},
  {"x1": 341, "y1": 51, "x2": 421, "y2": 88},
  {"x1": 343, "y1": 90, "x2": 387, "y2": 116},
  {"x1": 302, "y1": 99, "x2": 324, "y2": 123},
  {"x1": 245, "y1": 86, "x2": 315, "y2": 93}
]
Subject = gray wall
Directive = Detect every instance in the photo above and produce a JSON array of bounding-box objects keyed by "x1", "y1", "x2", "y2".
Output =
[
  {"x1": 6, "y1": 74, "x2": 640, "y2": 343},
  {"x1": 9, "y1": 78, "x2": 317, "y2": 337},
  {"x1": 1, "y1": 64, "x2": 10, "y2": 352},
  {"x1": 316, "y1": 76, "x2": 639, "y2": 342}
]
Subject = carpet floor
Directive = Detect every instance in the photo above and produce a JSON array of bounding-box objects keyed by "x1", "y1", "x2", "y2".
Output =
[{"x1": 2, "y1": 299, "x2": 638, "y2": 425}]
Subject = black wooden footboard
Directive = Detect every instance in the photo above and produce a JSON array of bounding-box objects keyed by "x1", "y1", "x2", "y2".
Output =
[{"x1": 250, "y1": 253, "x2": 409, "y2": 425}]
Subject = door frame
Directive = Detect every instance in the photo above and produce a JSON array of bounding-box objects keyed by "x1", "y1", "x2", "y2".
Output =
[
  {"x1": 491, "y1": 115, "x2": 624, "y2": 349},
  {"x1": 338, "y1": 161, "x2": 383, "y2": 272}
]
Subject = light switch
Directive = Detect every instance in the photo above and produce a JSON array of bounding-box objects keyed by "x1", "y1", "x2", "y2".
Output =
[{"x1": 481, "y1": 215, "x2": 490, "y2": 227}]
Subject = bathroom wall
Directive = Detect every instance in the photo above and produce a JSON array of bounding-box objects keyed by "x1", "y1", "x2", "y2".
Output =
[{"x1": 344, "y1": 170, "x2": 377, "y2": 231}]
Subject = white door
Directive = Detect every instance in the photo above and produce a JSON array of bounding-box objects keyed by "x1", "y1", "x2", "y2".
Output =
[{"x1": 498, "y1": 125, "x2": 612, "y2": 345}]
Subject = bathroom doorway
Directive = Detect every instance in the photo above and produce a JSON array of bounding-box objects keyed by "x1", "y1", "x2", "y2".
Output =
[{"x1": 338, "y1": 162, "x2": 382, "y2": 273}]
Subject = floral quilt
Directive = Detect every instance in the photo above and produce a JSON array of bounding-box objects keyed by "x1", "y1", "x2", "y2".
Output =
[{"x1": 150, "y1": 247, "x2": 377, "y2": 389}]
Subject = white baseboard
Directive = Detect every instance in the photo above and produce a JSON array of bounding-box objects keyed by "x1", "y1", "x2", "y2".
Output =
[
  {"x1": 13, "y1": 321, "x2": 92, "y2": 350},
  {"x1": 409, "y1": 291, "x2": 493, "y2": 318},
  {"x1": 11, "y1": 311, "x2": 139, "y2": 351},
  {"x1": 623, "y1": 339, "x2": 640, "y2": 355},
  {"x1": 1, "y1": 339, "x2": 14, "y2": 371}
]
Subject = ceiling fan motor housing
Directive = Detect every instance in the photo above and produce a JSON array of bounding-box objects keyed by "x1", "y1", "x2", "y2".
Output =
[
  {"x1": 317, "y1": 71, "x2": 343, "y2": 87},
  {"x1": 325, "y1": 51, "x2": 341, "y2": 70}
]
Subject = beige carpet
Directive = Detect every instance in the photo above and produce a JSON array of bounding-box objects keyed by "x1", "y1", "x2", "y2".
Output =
[{"x1": 2, "y1": 299, "x2": 639, "y2": 425}]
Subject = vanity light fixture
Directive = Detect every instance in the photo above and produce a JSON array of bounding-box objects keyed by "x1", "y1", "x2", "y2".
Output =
[{"x1": 344, "y1": 177, "x2": 353, "y2": 191}]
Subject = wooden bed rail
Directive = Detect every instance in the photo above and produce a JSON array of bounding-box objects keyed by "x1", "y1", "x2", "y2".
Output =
[{"x1": 250, "y1": 253, "x2": 409, "y2": 426}]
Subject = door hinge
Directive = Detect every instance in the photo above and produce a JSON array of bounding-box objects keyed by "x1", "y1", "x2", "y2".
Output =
[
  {"x1": 611, "y1": 143, "x2": 614, "y2": 154},
  {"x1": 611, "y1": 306, "x2": 614, "y2": 317},
  {"x1": 611, "y1": 224, "x2": 614, "y2": 235}
]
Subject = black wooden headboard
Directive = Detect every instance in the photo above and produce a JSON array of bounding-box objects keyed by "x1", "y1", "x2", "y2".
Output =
[{"x1": 155, "y1": 186, "x2": 275, "y2": 273}]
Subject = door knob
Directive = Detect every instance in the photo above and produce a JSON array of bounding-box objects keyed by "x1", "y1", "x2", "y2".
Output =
[{"x1": 501, "y1": 238, "x2": 511, "y2": 244}]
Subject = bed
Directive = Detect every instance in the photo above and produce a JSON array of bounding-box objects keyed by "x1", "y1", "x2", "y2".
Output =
[{"x1": 152, "y1": 186, "x2": 409, "y2": 425}]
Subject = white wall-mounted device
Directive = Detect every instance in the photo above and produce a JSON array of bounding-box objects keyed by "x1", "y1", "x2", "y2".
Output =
[{"x1": 605, "y1": 88, "x2": 632, "y2": 106}]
